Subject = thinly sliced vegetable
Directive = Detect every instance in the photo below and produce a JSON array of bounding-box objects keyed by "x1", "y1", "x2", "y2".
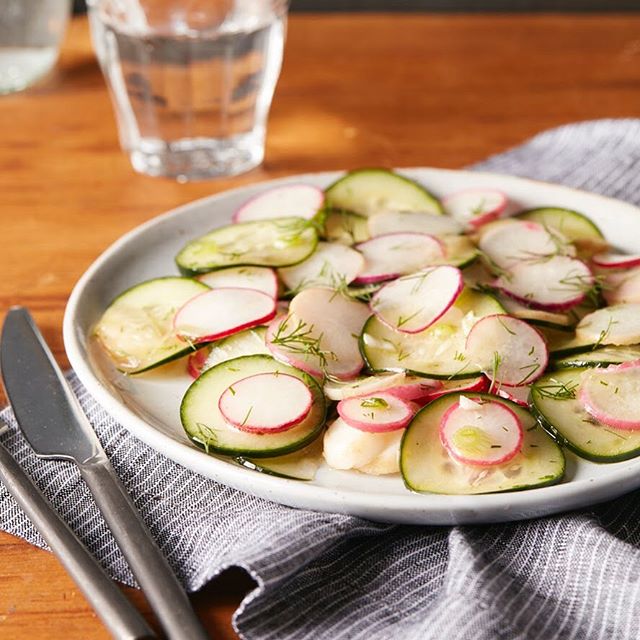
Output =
[
  {"x1": 187, "y1": 346, "x2": 211, "y2": 379},
  {"x1": 323, "y1": 372, "x2": 407, "y2": 401},
  {"x1": 370, "y1": 266, "x2": 463, "y2": 333},
  {"x1": 218, "y1": 372, "x2": 313, "y2": 434},
  {"x1": 235, "y1": 436, "x2": 324, "y2": 481},
  {"x1": 494, "y1": 256, "x2": 594, "y2": 311},
  {"x1": 576, "y1": 303, "x2": 640, "y2": 346},
  {"x1": 421, "y1": 376, "x2": 490, "y2": 402},
  {"x1": 197, "y1": 266, "x2": 278, "y2": 299},
  {"x1": 443, "y1": 188, "x2": 507, "y2": 229},
  {"x1": 354, "y1": 232, "x2": 445, "y2": 284},
  {"x1": 438, "y1": 235, "x2": 479, "y2": 269},
  {"x1": 267, "y1": 288, "x2": 370, "y2": 379},
  {"x1": 203, "y1": 327, "x2": 269, "y2": 372},
  {"x1": 232, "y1": 184, "x2": 324, "y2": 222},
  {"x1": 338, "y1": 392, "x2": 414, "y2": 433},
  {"x1": 531, "y1": 368, "x2": 640, "y2": 462},
  {"x1": 515, "y1": 207, "x2": 605, "y2": 246},
  {"x1": 360, "y1": 288, "x2": 505, "y2": 379},
  {"x1": 175, "y1": 217, "x2": 317, "y2": 276},
  {"x1": 603, "y1": 268, "x2": 640, "y2": 305},
  {"x1": 578, "y1": 362, "x2": 640, "y2": 430},
  {"x1": 592, "y1": 252, "x2": 640, "y2": 269},
  {"x1": 368, "y1": 211, "x2": 462, "y2": 237},
  {"x1": 495, "y1": 384, "x2": 531, "y2": 407},
  {"x1": 497, "y1": 295, "x2": 574, "y2": 330},
  {"x1": 401, "y1": 393, "x2": 564, "y2": 494},
  {"x1": 385, "y1": 376, "x2": 443, "y2": 402},
  {"x1": 278, "y1": 241, "x2": 364, "y2": 293},
  {"x1": 174, "y1": 287, "x2": 276, "y2": 344},
  {"x1": 322, "y1": 210, "x2": 370, "y2": 245},
  {"x1": 323, "y1": 417, "x2": 403, "y2": 475},
  {"x1": 181, "y1": 355, "x2": 326, "y2": 457},
  {"x1": 479, "y1": 219, "x2": 574, "y2": 270},
  {"x1": 465, "y1": 314, "x2": 548, "y2": 386},
  {"x1": 553, "y1": 345, "x2": 640, "y2": 369},
  {"x1": 94, "y1": 277, "x2": 209, "y2": 374},
  {"x1": 325, "y1": 168, "x2": 443, "y2": 216},
  {"x1": 439, "y1": 396, "x2": 523, "y2": 466}
]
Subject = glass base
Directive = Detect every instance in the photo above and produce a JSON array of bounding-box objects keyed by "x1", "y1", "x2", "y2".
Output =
[{"x1": 128, "y1": 132, "x2": 265, "y2": 182}]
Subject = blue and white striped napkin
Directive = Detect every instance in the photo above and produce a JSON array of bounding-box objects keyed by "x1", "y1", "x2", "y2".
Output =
[{"x1": 3, "y1": 119, "x2": 640, "y2": 640}]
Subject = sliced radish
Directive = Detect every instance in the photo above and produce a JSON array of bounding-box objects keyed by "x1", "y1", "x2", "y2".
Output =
[
  {"x1": 494, "y1": 256, "x2": 593, "y2": 311},
  {"x1": 278, "y1": 242, "x2": 364, "y2": 293},
  {"x1": 267, "y1": 288, "x2": 370, "y2": 380},
  {"x1": 466, "y1": 314, "x2": 548, "y2": 386},
  {"x1": 197, "y1": 266, "x2": 278, "y2": 299},
  {"x1": 232, "y1": 184, "x2": 324, "y2": 223},
  {"x1": 479, "y1": 219, "x2": 574, "y2": 270},
  {"x1": 353, "y1": 233, "x2": 445, "y2": 284},
  {"x1": 577, "y1": 304, "x2": 640, "y2": 346},
  {"x1": 440, "y1": 396, "x2": 523, "y2": 466},
  {"x1": 370, "y1": 266, "x2": 463, "y2": 333},
  {"x1": 174, "y1": 287, "x2": 276, "y2": 343},
  {"x1": 368, "y1": 211, "x2": 462, "y2": 238},
  {"x1": 495, "y1": 384, "x2": 531, "y2": 407},
  {"x1": 443, "y1": 188, "x2": 508, "y2": 229},
  {"x1": 592, "y1": 252, "x2": 640, "y2": 269},
  {"x1": 421, "y1": 376, "x2": 490, "y2": 403},
  {"x1": 603, "y1": 268, "x2": 640, "y2": 305},
  {"x1": 579, "y1": 362, "x2": 640, "y2": 430},
  {"x1": 324, "y1": 372, "x2": 407, "y2": 401},
  {"x1": 385, "y1": 376, "x2": 443, "y2": 402},
  {"x1": 323, "y1": 417, "x2": 403, "y2": 474},
  {"x1": 337, "y1": 392, "x2": 414, "y2": 433},
  {"x1": 498, "y1": 295, "x2": 574, "y2": 328},
  {"x1": 218, "y1": 372, "x2": 313, "y2": 434},
  {"x1": 187, "y1": 347, "x2": 211, "y2": 379}
]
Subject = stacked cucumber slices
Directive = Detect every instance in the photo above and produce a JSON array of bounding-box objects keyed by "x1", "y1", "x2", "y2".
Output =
[{"x1": 94, "y1": 168, "x2": 640, "y2": 495}]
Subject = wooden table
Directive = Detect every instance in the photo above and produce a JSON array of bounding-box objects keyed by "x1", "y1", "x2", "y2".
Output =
[{"x1": 1, "y1": 11, "x2": 639, "y2": 639}]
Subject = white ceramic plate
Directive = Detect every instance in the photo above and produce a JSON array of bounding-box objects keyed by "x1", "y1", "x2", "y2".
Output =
[{"x1": 64, "y1": 168, "x2": 640, "y2": 525}]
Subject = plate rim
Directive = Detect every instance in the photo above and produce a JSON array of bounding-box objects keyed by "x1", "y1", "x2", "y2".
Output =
[{"x1": 63, "y1": 167, "x2": 640, "y2": 525}]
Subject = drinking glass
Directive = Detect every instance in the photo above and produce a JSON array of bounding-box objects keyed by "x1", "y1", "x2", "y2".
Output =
[
  {"x1": 0, "y1": 0, "x2": 71, "y2": 95},
  {"x1": 87, "y1": 0, "x2": 288, "y2": 181}
]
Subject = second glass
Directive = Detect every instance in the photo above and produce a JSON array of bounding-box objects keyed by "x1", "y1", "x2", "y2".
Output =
[{"x1": 88, "y1": 1, "x2": 288, "y2": 181}]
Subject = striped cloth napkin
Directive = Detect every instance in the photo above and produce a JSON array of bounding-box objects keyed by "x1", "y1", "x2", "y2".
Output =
[{"x1": 3, "y1": 119, "x2": 640, "y2": 640}]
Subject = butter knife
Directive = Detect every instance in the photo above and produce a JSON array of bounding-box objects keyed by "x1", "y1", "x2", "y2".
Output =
[{"x1": 0, "y1": 307, "x2": 209, "y2": 640}]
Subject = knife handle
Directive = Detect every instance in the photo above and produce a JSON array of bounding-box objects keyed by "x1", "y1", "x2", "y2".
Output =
[
  {"x1": 78, "y1": 458, "x2": 210, "y2": 640},
  {"x1": 0, "y1": 440, "x2": 156, "y2": 640}
]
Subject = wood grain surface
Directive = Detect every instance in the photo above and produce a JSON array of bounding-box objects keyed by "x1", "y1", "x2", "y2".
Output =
[{"x1": 1, "y1": 12, "x2": 640, "y2": 640}]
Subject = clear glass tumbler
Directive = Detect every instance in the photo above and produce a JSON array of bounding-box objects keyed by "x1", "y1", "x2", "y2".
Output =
[
  {"x1": 87, "y1": 0, "x2": 288, "y2": 181},
  {"x1": 0, "y1": 0, "x2": 71, "y2": 95}
]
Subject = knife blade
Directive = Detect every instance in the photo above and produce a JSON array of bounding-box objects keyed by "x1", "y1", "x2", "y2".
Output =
[{"x1": 0, "y1": 307, "x2": 210, "y2": 640}]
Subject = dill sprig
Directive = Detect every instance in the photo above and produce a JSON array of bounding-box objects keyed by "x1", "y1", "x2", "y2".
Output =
[{"x1": 533, "y1": 379, "x2": 579, "y2": 400}]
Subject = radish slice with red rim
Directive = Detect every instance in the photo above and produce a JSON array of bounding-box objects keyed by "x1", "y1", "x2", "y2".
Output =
[
  {"x1": 279, "y1": 241, "x2": 364, "y2": 293},
  {"x1": 592, "y1": 252, "x2": 640, "y2": 269},
  {"x1": 370, "y1": 266, "x2": 463, "y2": 333},
  {"x1": 232, "y1": 184, "x2": 324, "y2": 223},
  {"x1": 443, "y1": 188, "x2": 508, "y2": 229},
  {"x1": 266, "y1": 314, "x2": 324, "y2": 378},
  {"x1": 494, "y1": 256, "x2": 593, "y2": 311},
  {"x1": 218, "y1": 372, "x2": 313, "y2": 434},
  {"x1": 338, "y1": 392, "x2": 414, "y2": 433},
  {"x1": 466, "y1": 314, "x2": 548, "y2": 386},
  {"x1": 577, "y1": 303, "x2": 640, "y2": 346},
  {"x1": 578, "y1": 361, "x2": 640, "y2": 430},
  {"x1": 440, "y1": 396, "x2": 523, "y2": 466},
  {"x1": 479, "y1": 220, "x2": 575, "y2": 270},
  {"x1": 603, "y1": 268, "x2": 640, "y2": 305},
  {"x1": 421, "y1": 376, "x2": 490, "y2": 403},
  {"x1": 353, "y1": 232, "x2": 445, "y2": 284},
  {"x1": 368, "y1": 211, "x2": 463, "y2": 237},
  {"x1": 495, "y1": 384, "x2": 531, "y2": 407},
  {"x1": 187, "y1": 347, "x2": 212, "y2": 379},
  {"x1": 323, "y1": 372, "x2": 408, "y2": 401},
  {"x1": 198, "y1": 266, "x2": 278, "y2": 299},
  {"x1": 385, "y1": 376, "x2": 443, "y2": 402},
  {"x1": 174, "y1": 287, "x2": 276, "y2": 343}
]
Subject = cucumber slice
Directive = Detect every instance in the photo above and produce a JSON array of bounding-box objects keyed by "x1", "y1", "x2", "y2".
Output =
[
  {"x1": 175, "y1": 217, "x2": 318, "y2": 276},
  {"x1": 360, "y1": 288, "x2": 505, "y2": 379},
  {"x1": 235, "y1": 436, "x2": 324, "y2": 481},
  {"x1": 553, "y1": 345, "x2": 640, "y2": 369},
  {"x1": 439, "y1": 235, "x2": 478, "y2": 269},
  {"x1": 322, "y1": 209, "x2": 370, "y2": 245},
  {"x1": 515, "y1": 207, "x2": 604, "y2": 245},
  {"x1": 531, "y1": 368, "x2": 640, "y2": 462},
  {"x1": 94, "y1": 276, "x2": 209, "y2": 374},
  {"x1": 203, "y1": 327, "x2": 269, "y2": 372},
  {"x1": 181, "y1": 355, "x2": 326, "y2": 457},
  {"x1": 325, "y1": 168, "x2": 443, "y2": 217},
  {"x1": 543, "y1": 327, "x2": 598, "y2": 358},
  {"x1": 400, "y1": 393, "x2": 564, "y2": 494}
]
